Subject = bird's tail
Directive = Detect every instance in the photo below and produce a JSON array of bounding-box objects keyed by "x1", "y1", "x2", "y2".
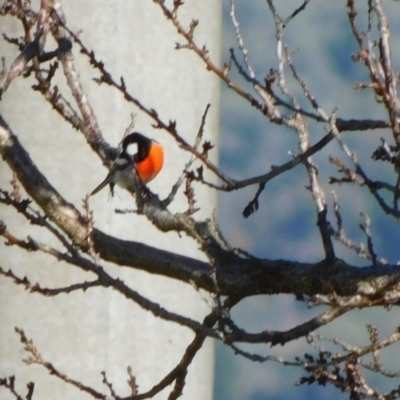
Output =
[{"x1": 90, "y1": 173, "x2": 113, "y2": 196}]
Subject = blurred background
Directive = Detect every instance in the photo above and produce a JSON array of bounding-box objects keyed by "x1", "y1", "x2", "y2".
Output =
[
  {"x1": 215, "y1": 1, "x2": 400, "y2": 399},
  {"x1": 2, "y1": 1, "x2": 400, "y2": 399}
]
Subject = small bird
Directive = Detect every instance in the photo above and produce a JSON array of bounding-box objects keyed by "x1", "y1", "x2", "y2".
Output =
[{"x1": 90, "y1": 132, "x2": 164, "y2": 196}]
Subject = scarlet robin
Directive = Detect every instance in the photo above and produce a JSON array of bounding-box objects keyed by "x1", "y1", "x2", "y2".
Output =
[{"x1": 90, "y1": 132, "x2": 164, "y2": 196}]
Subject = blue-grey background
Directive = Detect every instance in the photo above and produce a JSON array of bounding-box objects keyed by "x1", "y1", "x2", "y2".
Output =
[{"x1": 215, "y1": 1, "x2": 400, "y2": 399}]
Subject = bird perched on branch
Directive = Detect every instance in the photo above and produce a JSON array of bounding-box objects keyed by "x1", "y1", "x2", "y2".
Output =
[{"x1": 90, "y1": 132, "x2": 164, "y2": 196}]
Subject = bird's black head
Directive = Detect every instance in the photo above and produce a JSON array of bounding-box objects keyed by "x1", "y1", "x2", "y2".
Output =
[{"x1": 122, "y1": 132, "x2": 152, "y2": 163}]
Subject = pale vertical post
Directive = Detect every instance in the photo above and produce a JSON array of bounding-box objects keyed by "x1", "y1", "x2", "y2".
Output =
[{"x1": 0, "y1": 2, "x2": 221, "y2": 399}]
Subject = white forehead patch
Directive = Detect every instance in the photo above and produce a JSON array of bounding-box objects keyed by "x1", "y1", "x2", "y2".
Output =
[{"x1": 125, "y1": 142, "x2": 138, "y2": 156}]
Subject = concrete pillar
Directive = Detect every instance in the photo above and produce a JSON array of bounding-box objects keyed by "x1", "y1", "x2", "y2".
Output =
[{"x1": 0, "y1": 1, "x2": 221, "y2": 399}]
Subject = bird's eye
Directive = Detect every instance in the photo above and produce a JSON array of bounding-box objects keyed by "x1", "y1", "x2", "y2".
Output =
[{"x1": 125, "y1": 142, "x2": 138, "y2": 156}]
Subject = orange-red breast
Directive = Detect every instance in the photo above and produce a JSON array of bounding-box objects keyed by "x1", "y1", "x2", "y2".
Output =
[{"x1": 90, "y1": 132, "x2": 164, "y2": 196}]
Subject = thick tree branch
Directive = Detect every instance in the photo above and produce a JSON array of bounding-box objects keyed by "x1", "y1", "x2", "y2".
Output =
[{"x1": 3, "y1": 114, "x2": 400, "y2": 302}]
